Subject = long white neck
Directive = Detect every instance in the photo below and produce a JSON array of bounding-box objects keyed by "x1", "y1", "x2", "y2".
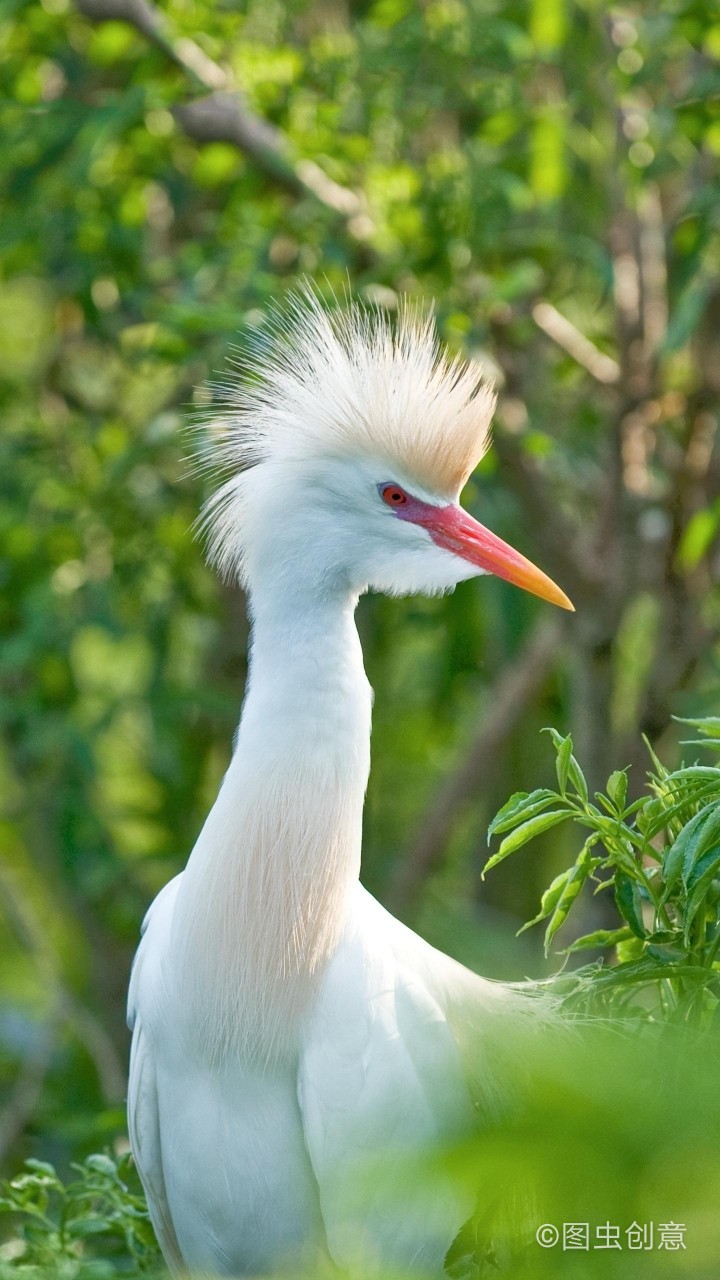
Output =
[{"x1": 171, "y1": 578, "x2": 372, "y2": 1065}]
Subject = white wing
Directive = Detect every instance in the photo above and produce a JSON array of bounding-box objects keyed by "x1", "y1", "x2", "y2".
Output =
[
  {"x1": 298, "y1": 885, "x2": 560, "y2": 1275},
  {"x1": 380, "y1": 896, "x2": 560, "y2": 1117},
  {"x1": 128, "y1": 874, "x2": 329, "y2": 1275},
  {"x1": 127, "y1": 878, "x2": 185, "y2": 1275},
  {"x1": 297, "y1": 886, "x2": 478, "y2": 1275}
]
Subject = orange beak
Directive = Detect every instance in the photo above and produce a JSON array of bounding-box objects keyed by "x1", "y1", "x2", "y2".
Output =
[{"x1": 409, "y1": 502, "x2": 574, "y2": 611}]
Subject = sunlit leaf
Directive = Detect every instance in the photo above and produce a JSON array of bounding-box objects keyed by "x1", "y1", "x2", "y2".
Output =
[
  {"x1": 484, "y1": 810, "x2": 570, "y2": 875},
  {"x1": 486, "y1": 789, "x2": 558, "y2": 841},
  {"x1": 544, "y1": 843, "x2": 596, "y2": 954}
]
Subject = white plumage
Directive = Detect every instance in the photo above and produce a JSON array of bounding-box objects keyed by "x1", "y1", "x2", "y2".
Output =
[{"x1": 127, "y1": 290, "x2": 572, "y2": 1277}]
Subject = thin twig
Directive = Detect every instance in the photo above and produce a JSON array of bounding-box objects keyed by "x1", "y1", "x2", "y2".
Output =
[{"x1": 532, "y1": 300, "x2": 621, "y2": 385}]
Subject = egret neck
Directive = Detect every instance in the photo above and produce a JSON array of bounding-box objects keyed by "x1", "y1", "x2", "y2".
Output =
[{"x1": 170, "y1": 575, "x2": 372, "y2": 1067}]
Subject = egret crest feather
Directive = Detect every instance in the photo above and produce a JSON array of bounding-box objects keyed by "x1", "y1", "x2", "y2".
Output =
[{"x1": 198, "y1": 288, "x2": 495, "y2": 579}]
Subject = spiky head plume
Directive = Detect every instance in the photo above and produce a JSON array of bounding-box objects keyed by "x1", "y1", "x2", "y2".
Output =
[{"x1": 199, "y1": 286, "x2": 495, "y2": 499}]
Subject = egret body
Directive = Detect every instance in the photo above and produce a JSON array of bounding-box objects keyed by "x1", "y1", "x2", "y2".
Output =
[{"x1": 127, "y1": 293, "x2": 572, "y2": 1277}]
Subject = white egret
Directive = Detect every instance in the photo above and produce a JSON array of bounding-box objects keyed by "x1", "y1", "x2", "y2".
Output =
[{"x1": 127, "y1": 291, "x2": 573, "y2": 1278}]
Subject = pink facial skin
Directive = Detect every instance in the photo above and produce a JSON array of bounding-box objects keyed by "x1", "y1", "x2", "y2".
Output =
[{"x1": 381, "y1": 485, "x2": 574, "y2": 611}]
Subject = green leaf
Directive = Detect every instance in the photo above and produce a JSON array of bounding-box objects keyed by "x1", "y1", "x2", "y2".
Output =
[
  {"x1": 23, "y1": 1160, "x2": 58, "y2": 1180},
  {"x1": 543, "y1": 727, "x2": 588, "y2": 800},
  {"x1": 486, "y1": 789, "x2": 557, "y2": 841},
  {"x1": 594, "y1": 828, "x2": 644, "y2": 877},
  {"x1": 544, "y1": 727, "x2": 565, "y2": 751},
  {"x1": 544, "y1": 843, "x2": 595, "y2": 954},
  {"x1": 616, "y1": 934, "x2": 646, "y2": 963},
  {"x1": 83, "y1": 1155, "x2": 118, "y2": 1180},
  {"x1": 606, "y1": 770, "x2": 628, "y2": 810},
  {"x1": 685, "y1": 839, "x2": 720, "y2": 891},
  {"x1": 683, "y1": 849, "x2": 720, "y2": 945},
  {"x1": 589, "y1": 957, "x2": 709, "y2": 989},
  {"x1": 517, "y1": 868, "x2": 571, "y2": 933},
  {"x1": 567, "y1": 754, "x2": 589, "y2": 803},
  {"x1": 674, "y1": 716, "x2": 720, "y2": 739},
  {"x1": 665, "y1": 766, "x2": 720, "y2": 784},
  {"x1": 677, "y1": 506, "x2": 720, "y2": 570},
  {"x1": 644, "y1": 734, "x2": 670, "y2": 781},
  {"x1": 614, "y1": 871, "x2": 647, "y2": 938},
  {"x1": 646, "y1": 943, "x2": 687, "y2": 964},
  {"x1": 483, "y1": 810, "x2": 570, "y2": 875},
  {"x1": 640, "y1": 785, "x2": 720, "y2": 841},
  {"x1": 662, "y1": 801, "x2": 720, "y2": 898},
  {"x1": 555, "y1": 732, "x2": 573, "y2": 792},
  {"x1": 69, "y1": 1216, "x2": 114, "y2": 1237},
  {"x1": 560, "y1": 926, "x2": 633, "y2": 953}
]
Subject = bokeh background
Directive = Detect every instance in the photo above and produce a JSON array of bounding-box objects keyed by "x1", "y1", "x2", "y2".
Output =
[{"x1": 1, "y1": 0, "x2": 719, "y2": 1176}]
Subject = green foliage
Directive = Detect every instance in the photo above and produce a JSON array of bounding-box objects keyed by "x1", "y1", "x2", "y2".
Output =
[
  {"x1": 0, "y1": 1154, "x2": 160, "y2": 1277},
  {"x1": 447, "y1": 1019, "x2": 720, "y2": 1279},
  {"x1": 485, "y1": 722, "x2": 720, "y2": 1025},
  {"x1": 7, "y1": 1023, "x2": 720, "y2": 1280},
  {"x1": 2, "y1": 0, "x2": 720, "y2": 1238},
  {"x1": 0, "y1": 0, "x2": 718, "y2": 1273}
]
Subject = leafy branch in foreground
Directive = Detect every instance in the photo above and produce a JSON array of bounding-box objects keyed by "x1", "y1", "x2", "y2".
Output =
[
  {"x1": 0, "y1": 1154, "x2": 160, "y2": 1278},
  {"x1": 483, "y1": 720, "x2": 720, "y2": 1026}
]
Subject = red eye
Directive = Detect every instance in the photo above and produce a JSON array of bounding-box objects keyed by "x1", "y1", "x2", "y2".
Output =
[{"x1": 381, "y1": 484, "x2": 408, "y2": 507}]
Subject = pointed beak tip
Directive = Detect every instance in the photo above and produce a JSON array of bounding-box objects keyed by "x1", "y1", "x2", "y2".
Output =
[
  {"x1": 556, "y1": 590, "x2": 576, "y2": 613},
  {"x1": 508, "y1": 565, "x2": 575, "y2": 614},
  {"x1": 535, "y1": 582, "x2": 575, "y2": 612}
]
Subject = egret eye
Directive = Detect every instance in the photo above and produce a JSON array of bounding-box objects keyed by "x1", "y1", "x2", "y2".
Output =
[{"x1": 380, "y1": 484, "x2": 409, "y2": 507}]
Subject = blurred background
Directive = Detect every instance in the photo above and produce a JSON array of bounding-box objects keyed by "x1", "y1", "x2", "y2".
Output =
[{"x1": 1, "y1": 0, "x2": 719, "y2": 1176}]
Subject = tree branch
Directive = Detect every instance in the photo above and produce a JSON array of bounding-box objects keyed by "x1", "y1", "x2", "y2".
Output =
[
  {"x1": 532, "y1": 300, "x2": 621, "y2": 385},
  {"x1": 387, "y1": 618, "x2": 563, "y2": 913},
  {"x1": 74, "y1": 0, "x2": 370, "y2": 235}
]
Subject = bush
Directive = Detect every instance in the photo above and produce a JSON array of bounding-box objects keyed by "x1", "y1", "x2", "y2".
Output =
[
  {"x1": 484, "y1": 720, "x2": 720, "y2": 1027},
  {"x1": 0, "y1": 1154, "x2": 160, "y2": 1278}
]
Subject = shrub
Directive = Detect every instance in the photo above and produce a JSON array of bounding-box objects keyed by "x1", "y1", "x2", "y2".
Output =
[
  {"x1": 0, "y1": 1154, "x2": 160, "y2": 1278},
  {"x1": 484, "y1": 720, "x2": 720, "y2": 1027}
]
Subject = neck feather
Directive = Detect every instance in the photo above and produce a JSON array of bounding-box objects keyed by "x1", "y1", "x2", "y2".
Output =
[{"x1": 171, "y1": 581, "x2": 372, "y2": 1064}]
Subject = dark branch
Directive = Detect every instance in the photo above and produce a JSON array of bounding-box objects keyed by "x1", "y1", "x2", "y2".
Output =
[{"x1": 387, "y1": 618, "x2": 563, "y2": 913}]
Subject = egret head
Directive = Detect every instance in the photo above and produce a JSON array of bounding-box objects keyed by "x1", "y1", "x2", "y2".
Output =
[{"x1": 198, "y1": 288, "x2": 573, "y2": 610}]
